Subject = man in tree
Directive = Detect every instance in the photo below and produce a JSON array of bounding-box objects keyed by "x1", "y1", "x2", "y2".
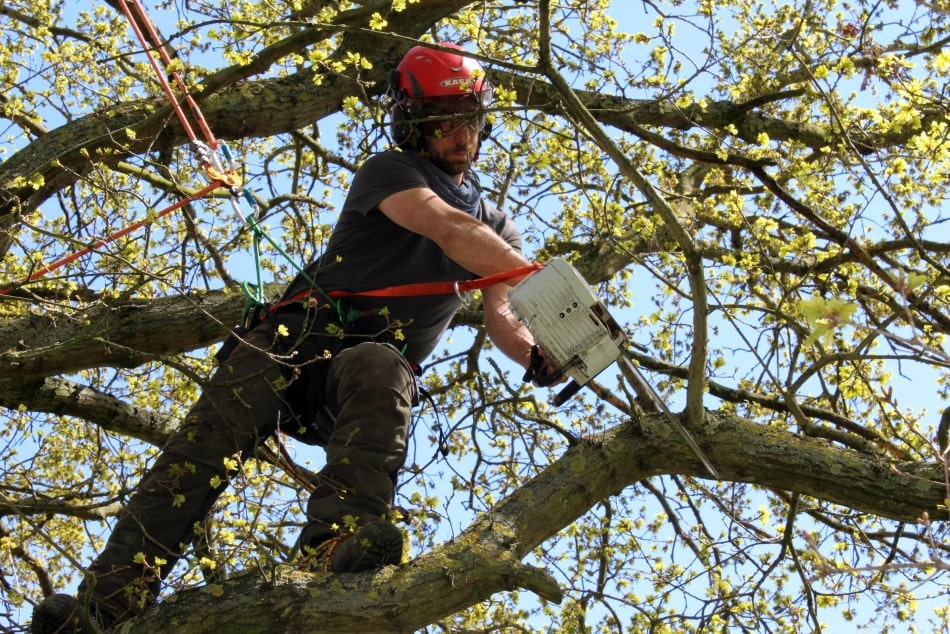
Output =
[{"x1": 31, "y1": 42, "x2": 558, "y2": 633}]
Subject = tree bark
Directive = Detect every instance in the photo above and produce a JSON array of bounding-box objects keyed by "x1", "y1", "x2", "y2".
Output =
[
  {"x1": 0, "y1": 286, "x2": 266, "y2": 381},
  {"x1": 0, "y1": 375, "x2": 178, "y2": 445}
]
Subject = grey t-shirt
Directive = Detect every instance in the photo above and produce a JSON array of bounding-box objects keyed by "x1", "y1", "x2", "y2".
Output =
[{"x1": 285, "y1": 150, "x2": 522, "y2": 364}]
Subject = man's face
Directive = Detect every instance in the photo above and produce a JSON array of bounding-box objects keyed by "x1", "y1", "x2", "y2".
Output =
[
  {"x1": 422, "y1": 116, "x2": 481, "y2": 177},
  {"x1": 415, "y1": 97, "x2": 486, "y2": 178}
]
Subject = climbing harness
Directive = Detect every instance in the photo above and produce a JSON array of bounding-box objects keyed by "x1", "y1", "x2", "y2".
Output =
[
  {"x1": 270, "y1": 262, "x2": 543, "y2": 315},
  {"x1": 327, "y1": 263, "x2": 542, "y2": 299}
]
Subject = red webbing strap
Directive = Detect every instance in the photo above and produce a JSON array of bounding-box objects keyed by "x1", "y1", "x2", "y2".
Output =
[
  {"x1": 327, "y1": 263, "x2": 544, "y2": 299},
  {"x1": 0, "y1": 3, "x2": 235, "y2": 298},
  {"x1": 266, "y1": 262, "x2": 544, "y2": 315}
]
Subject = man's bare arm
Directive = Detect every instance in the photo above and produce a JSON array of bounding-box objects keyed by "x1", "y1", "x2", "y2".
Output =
[{"x1": 378, "y1": 187, "x2": 531, "y2": 279}]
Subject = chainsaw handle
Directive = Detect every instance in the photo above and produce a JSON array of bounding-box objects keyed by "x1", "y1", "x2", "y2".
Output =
[
  {"x1": 523, "y1": 344, "x2": 563, "y2": 386},
  {"x1": 535, "y1": 368, "x2": 563, "y2": 387}
]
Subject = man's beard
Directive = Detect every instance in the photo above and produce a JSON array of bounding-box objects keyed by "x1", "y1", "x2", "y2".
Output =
[
  {"x1": 431, "y1": 154, "x2": 470, "y2": 176},
  {"x1": 426, "y1": 141, "x2": 475, "y2": 176}
]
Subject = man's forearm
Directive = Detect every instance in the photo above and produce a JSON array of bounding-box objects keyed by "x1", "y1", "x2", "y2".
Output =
[
  {"x1": 438, "y1": 212, "x2": 531, "y2": 279},
  {"x1": 484, "y1": 285, "x2": 535, "y2": 369}
]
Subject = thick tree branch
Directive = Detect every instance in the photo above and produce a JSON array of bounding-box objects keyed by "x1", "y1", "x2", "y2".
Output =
[
  {"x1": 0, "y1": 376, "x2": 177, "y2": 445},
  {"x1": 0, "y1": 285, "x2": 284, "y2": 381},
  {"x1": 497, "y1": 69, "x2": 947, "y2": 156},
  {"x1": 117, "y1": 409, "x2": 947, "y2": 633}
]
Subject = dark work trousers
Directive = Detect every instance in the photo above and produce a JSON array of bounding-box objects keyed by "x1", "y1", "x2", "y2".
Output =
[{"x1": 78, "y1": 312, "x2": 417, "y2": 621}]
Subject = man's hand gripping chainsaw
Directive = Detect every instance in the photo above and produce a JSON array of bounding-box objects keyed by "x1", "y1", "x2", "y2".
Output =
[{"x1": 510, "y1": 258, "x2": 719, "y2": 479}]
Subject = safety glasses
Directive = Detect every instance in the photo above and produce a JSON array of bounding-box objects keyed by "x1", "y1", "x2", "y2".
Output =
[
  {"x1": 420, "y1": 112, "x2": 486, "y2": 137},
  {"x1": 406, "y1": 94, "x2": 489, "y2": 138}
]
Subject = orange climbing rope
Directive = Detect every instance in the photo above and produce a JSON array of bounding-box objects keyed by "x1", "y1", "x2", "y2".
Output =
[
  {"x1": 1, "y1": 0, "x2": 243, "y2": 297},
  {"x1": 115, "y1": 0, "x2": 236, "y2": 185}
]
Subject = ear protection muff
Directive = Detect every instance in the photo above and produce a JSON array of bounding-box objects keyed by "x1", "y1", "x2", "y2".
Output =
[
  {"x1": 387, "y1": 69, "x2": 419, "y2": 148},
  {"x1": 389, "y1": 103, "x2": 422, "y2": 149},
  {"x1": 479, "y1": 119, "x2": 493, "y2": 142}
]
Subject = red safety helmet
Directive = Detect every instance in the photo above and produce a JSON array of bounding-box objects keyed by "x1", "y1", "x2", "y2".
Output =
[{"x1": 388, "y1": 43, "x2": 493, "y2": 148}]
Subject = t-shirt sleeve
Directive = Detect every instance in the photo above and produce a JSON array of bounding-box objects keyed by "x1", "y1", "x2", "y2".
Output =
[
  {"x1": 342, "y1": 152, "x2": 427, "y2": 216},
  {"x1": 480, "y1": 199, "x2": 523, "y2": 253},
  {"x1": 500, "y1": 216, "x2": 522, "y2": 252},
  {"x1": 342, "y1": 150, "x2": 523, "y2": 254}
]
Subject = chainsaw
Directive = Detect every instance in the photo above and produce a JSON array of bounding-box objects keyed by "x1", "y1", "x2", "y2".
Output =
[{"x1": 509, "y1": 257, "x2": 719, "y2": 478}]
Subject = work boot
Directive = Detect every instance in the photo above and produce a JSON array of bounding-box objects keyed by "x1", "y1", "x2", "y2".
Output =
[
  {"x1": 301, "y1": 520, "x2": 404, "y2": 573},
  {"x1": 31, "y1": 593, "x2": 115, "y2": 634}
]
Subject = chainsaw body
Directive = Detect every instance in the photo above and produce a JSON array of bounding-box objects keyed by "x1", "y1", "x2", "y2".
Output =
[{"x1": 509, "y1": 258, "x2": 626, "y2": 399}]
